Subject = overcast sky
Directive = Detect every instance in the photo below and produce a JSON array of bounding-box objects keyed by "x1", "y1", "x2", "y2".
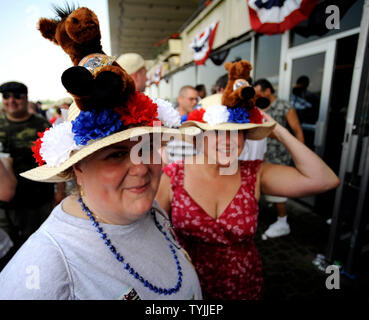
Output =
[{"x1": 0, "y1": 0, "x2": 111, "y2": 102}]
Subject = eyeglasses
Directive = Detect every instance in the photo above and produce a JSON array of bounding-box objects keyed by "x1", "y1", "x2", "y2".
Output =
[
  {"x1": 186, "y1": 97, "x2": 198, "y2": 102},
  {"x1": 2, "y1": 92, "x2": 26, "y2": 100}
]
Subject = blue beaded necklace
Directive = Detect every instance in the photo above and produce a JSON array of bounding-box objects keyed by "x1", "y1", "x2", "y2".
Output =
[{"x1": 78, "y1": 195, "x2": 182, "y2": 295}]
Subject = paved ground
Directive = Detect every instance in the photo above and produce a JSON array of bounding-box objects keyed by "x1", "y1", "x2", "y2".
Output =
[{"x1": 256, "y1": 198, "x2": 369, "y2": 300}]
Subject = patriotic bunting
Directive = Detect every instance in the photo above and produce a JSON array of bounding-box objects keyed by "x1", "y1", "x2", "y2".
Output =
[
  {"x1": 247, "y1": 0, "x2": 318, "y2": 35},
  {"x1": 190, "y1": 21, "x2": 219, "y2": 65}
]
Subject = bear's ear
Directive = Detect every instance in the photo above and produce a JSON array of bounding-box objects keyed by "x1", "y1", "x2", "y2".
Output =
[
  {"x1": 38, "y1": 18, "x2": 58, "y2": 44},
  {"x1": 61, "y1": 66, "x2": 94, "y2": 96},
  {"x1": 225, "y1": 62, "x2": 231, "y2": 71}
]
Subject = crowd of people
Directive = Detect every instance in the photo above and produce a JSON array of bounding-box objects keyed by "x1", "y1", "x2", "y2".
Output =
[{"x1": 0, "y1": 47, "x2": 340, "y2": 300}]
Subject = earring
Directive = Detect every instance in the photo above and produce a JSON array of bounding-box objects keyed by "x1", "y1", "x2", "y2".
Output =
[{"x1": 80, "y1": 185, "x2": 85, "y2": 197}]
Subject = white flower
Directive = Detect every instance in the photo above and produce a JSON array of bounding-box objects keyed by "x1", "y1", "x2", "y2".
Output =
[
  {"x1": 40, "y1": 122, "x2": 80, "y2": 167},
  {"x1": 203, "y1": 104, "x2": 230, "y2": 125},
  {"x1": 154, "y1": 98, "x2": 181, "y2": 128}
]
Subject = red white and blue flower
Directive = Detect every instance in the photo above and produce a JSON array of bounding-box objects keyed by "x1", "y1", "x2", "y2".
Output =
[
  {"x1": 32, "y1": 93, "x2": 181, "y2": 167},
  {"x1": 184, "y1": 104, "x2": 264, "y2": 126}
]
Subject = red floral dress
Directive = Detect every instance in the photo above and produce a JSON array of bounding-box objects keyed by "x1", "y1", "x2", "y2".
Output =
[{"x1": 163, "y1": 160, "x2": 264, "y2": 300}]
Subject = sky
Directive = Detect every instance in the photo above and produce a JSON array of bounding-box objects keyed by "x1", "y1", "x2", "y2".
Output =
[{"x1": 0, "y1": 0, "x2": 111, "y2": 102}]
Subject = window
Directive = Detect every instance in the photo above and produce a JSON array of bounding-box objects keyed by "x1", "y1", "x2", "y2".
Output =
[
  {"x1": 254, "y1": 34, "x2": 282, "y2": 91},
  {"x1": 291, "y1": 0, "x2": 364, "y2": 47}
]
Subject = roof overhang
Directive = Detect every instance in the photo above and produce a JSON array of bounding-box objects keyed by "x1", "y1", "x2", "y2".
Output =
[{"x1": 108, "y1": 0, "x2": 203, "y2": 60}]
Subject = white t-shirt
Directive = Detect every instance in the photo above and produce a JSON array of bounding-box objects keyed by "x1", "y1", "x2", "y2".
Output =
[
  {"x1": 0, "y1": 200, "x2": 202, "y2": 300},
  {"x1": 239, "y1": 138, "x2": 267, "y2": 161}
]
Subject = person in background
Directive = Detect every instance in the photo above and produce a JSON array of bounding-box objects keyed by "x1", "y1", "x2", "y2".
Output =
[
  {"x1": 49, "y1": 108, "x2": 63, "y2": 125},
  {"x1": 253, "y1": 78, "x2": 305, "y2": 239},
  {"x1": 27, "y1": 102, "x2": 38, "y2": 115},
  {"x1": 195, "y1": 84, "x2": 207, "y2": 99},
  {"x1": 164, "y1": 86, "x2": 199, "y2": 164},
  {"x1": 292, "y1": 75, "x2": 319, "y2": 124},
  {"x1": 177, "y1": 86, "x2": 199, "y2": 122},
  {"x1": 212, "y1": 74, "x2": 228, "y2": 94},
  {"x1": 0, "y1": 81, "x2": 58, "y2": 247},
  {"x1": 117, "y1": 53, "x2": 147, "y2": 93},
  {"x1": 238, "y1": 135, "x2": 267, "y2": 161},
  {"x1": 35, "y1": 101, "x2": 47, "y2": 119},
  {"x1": 58, "y1": 96, "x2": 73, "y2": 121}
]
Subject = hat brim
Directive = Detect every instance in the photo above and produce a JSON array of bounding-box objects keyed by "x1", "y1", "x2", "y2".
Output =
[
  {"x1": 20, "y1": 126, "x2": 200, "y2": 183},
  {"x1": 180, "y1": 121, "x2": 276, "y2": 140}
]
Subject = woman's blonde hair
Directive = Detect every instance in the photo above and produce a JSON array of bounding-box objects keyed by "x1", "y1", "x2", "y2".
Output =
[{"x1": 58, "y1": 167, "x2": 81, "y2": 194}]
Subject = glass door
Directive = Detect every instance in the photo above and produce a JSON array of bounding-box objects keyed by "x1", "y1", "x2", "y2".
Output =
[
  {"x1": 283, "y1": 42, "x2": 336, "y2": 158},
  {"x1": 281, "y1": 42, "x2": 336, "y2": 207}
]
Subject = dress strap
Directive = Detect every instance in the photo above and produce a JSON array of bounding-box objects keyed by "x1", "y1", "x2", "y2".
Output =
[
  {"x1": 240, "y1": 160, "x2": 263, "y2": 194},
  {"x1": 162, "y1": 160, "x2": 185, "y2": 190}
]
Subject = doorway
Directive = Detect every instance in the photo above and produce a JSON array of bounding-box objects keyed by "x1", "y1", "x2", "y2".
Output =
[
  {"x1": 284, "y1": 41, "x2": 335, "y2": 158},
  {"x1": 315, "y1": 34, "x2": 359, "y2": 218},
  {"x1": 283, "y1": 34, "x2": 359, "y2": 212}
]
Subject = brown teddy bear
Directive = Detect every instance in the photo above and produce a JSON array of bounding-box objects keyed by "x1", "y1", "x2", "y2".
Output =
[
  {"x1": 221, "y1": 60, "x2": 269, "y2": 110},
  {"x1": 38, "y1": 4, "x2": 135, "y2": 111}
]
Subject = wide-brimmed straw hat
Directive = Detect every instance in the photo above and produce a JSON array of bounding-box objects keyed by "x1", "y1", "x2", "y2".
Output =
[
  {"x1": 180, "y1": 93, "x2": 276, "y2": 140},
  {"x1": 21, "y1": 98, "x2": 200, "y2": 183}
]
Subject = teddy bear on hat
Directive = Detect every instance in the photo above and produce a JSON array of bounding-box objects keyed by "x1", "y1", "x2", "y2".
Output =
[
  {"x1": 221, "y1": 60, "x2": 269, "y2": 110},
  {"x1": 38, "y1": 4, "x2": 135, "y2": 111}
]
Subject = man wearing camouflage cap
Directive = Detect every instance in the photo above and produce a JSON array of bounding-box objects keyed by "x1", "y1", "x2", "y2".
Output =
[{"x1": 0, "y1": 81, "x2": 55, "y2": 247}]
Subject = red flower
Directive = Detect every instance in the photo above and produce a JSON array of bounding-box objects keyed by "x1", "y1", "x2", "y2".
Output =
[
  {"x1": 187, "y1": 108, "x2": 206, "y2": 123},
  {"x1": 115, "y1": 92, "x2": 160, "y2": 126},
  {"x1": 31, "y1": 129, "x2": 49, "y2": 166},
  {"x1": 248, "y1": 107, "x2": 263, "y2": 124}
]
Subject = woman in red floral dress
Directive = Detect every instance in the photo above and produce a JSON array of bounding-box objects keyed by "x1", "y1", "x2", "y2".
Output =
[{"x1": 157, "y1": 92, "x2": 339, "y2": 300}]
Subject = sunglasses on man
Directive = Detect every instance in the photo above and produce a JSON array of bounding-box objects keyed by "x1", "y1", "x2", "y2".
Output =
[{"x1": 2, "y1": 92, "x2": 26, "y2": 99}]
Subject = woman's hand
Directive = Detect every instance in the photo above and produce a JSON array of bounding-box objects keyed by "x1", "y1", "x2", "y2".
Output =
[{"x1": 260, "y1": 110, "x2": 285, "y2": 141}]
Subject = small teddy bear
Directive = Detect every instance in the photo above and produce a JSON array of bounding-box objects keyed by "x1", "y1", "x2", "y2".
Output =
[
  {"x1": 221, "y1": 60, "x2": 269, "y2": 110},
  {"x1": 38, "y1": 4, "x2": 135, "y2": 111}
]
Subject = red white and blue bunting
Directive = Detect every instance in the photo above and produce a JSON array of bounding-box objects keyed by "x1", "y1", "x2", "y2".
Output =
[
  {"x1": 247, "y1": 0, "x2": 318, "y2": 35},
  {"x1": 190, "y1": 21, "x2": 219, "y2": 65}
]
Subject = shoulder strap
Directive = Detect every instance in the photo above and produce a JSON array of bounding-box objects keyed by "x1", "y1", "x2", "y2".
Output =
[
  {"x1": 162, "y1": 160, "x2": 184, "y2": 190},
  {"x1": 240, "y1": 160, "x2": 263, "y2": 191}
]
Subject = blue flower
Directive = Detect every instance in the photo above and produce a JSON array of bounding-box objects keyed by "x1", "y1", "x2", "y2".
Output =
[
  {"x1": 228, "y1": 107, "x2": 250, "y2": 124},
  {"x1": 72, "y1": 109, "x2": 122, "y2": 146}
]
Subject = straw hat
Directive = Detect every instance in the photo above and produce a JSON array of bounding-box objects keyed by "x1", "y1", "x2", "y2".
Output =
[
  {"x1": 21, "y1": 99, "x2": 200, "y2": 183},
  {"x1": 180, "y1": 93, "x2": 276, "y2": 140},
  {"x1": 116, "y1": 53, "x2": 145, "y2": 75}
]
